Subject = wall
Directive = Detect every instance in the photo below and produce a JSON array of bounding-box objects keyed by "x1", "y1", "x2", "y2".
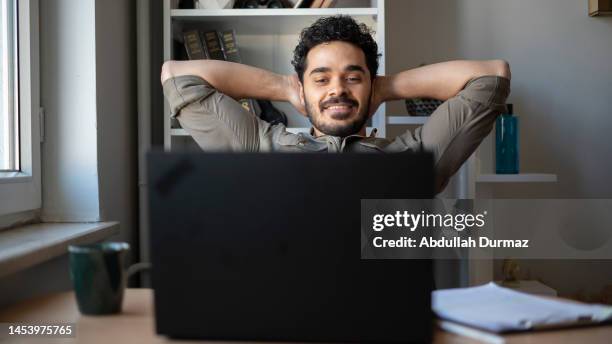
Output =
[
  {"x1": 95, "y1": 0, "x2": 138, "y2": 251},
  {"x1": 40, "y1": 0, "x2": 137, "y2": 243},
  {"x1": 386, "y1": 0, "x2": 612, "y2": 296},
  {"x1": 40, "y1": 0, "x2": 137, "y2": 235},
  {"x1": 40, "y1": 0, "x2": 100, "y2": 221},
  {"x1": 0, "y1": 0, "x2": 137, "y2": 308}
]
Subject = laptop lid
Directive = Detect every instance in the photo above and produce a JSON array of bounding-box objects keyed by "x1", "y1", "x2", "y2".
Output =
[{"x1": 147, "y1": 152, "x2": 434, "y2": 342}]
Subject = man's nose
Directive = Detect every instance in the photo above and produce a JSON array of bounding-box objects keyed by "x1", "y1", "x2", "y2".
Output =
[{"x1": 327, "y1": 78, "x2": 348, "y2": 97}]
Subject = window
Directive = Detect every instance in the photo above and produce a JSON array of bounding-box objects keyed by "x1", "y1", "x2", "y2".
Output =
[
  {"x1": 0, "y1": 0, "x2": 40, "y2": 217},
  {"x1": 1, "y1": 0, "x2": 19, "y2": 172}
]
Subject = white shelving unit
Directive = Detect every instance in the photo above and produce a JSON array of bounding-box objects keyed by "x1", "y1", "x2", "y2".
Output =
[
  {"x1": 162, "y1": 0, "x2": 555, "y2": 188},
  {"x1": 163, "y1": 0, "x2": 386, "y2": 150},
  {"x1": 471, "y1": 131, "x2": 557, "y2": 195},
  {"x1": 171, "y1": 8, "x2": 378, "y2": 18}
]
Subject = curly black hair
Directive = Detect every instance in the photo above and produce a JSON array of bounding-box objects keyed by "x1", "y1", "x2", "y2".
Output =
[{"x1": 292, "y1": 16, "x2": 380, "y2": 82}]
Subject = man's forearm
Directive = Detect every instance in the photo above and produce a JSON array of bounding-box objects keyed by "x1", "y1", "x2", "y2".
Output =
[
  {"x1": 161, "y1": 60, "x2": 289, "y2": 102},
  {"x1": 379, "y1": 60, "x2": 511, "y2": 102}
]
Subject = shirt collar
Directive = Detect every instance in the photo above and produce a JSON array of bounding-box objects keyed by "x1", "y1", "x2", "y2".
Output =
[{"x1": 307, "y1": 127, "x2": 377, "y2": 140}]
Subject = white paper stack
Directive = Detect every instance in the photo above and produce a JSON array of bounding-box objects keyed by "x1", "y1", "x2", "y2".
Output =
[{"x1": 432, "y1": 282, "x2": 612, "y2": 333}]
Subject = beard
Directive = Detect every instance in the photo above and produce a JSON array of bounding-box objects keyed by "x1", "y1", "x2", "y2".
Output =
[{"x1": 305, "y1": 96, "x2": 370, "y2": 138}]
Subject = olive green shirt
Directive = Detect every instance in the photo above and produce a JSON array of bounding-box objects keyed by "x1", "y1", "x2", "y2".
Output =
[{"x1": 163, "y1": 75, "x2": 510, "y2": 192}]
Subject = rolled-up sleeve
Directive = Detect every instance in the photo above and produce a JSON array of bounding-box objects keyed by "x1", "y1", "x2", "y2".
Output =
[
  {"x1": 393, "y1": 76, "x2": 511, "y2": 192},
  {"x1": 162, "y1": 75, "x2": 265, "y2": 152}
]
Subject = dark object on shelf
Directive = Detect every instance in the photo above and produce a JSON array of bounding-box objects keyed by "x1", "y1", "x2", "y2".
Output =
[
  {"x1": 219, "y1": 29, "x2": 241, "y2": 63},
  {"x1": 241, "y1": 0, "x2": 259, "y2": 8},
  {"x1": 173, "y1": 40, "x2": 188, "y2": 61},
  {"x1": 293, "y1": 0, "x2": 314, "y2": 7},
  {"x1": 178, "y1": 0, "x2": 195, "y2": 9},
  {"x1": 495, "y1": 104, "x2": 519, "y2": 174},
  {"x1": 267, "y1": 0, "x2": 285, "y2": 8},
  {"x1": 201, "y1": 31, "x2": 225, "y2": 60},
  {"x1": 257, "y1": 100, "x2": 288, "y2": 126},
  {"x1": 183, "y1": 30, "x2": 208, "y2": 60},
  {"x1": 235, "y1": 0, "x2": 287, "y2": 8},
  {"x1": 405, "y1": 98, "x2": 443, "y2": 116}
]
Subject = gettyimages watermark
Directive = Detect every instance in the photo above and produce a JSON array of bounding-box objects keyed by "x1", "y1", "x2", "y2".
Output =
[{"x1": 361, "y1": 199, "x2": 612, "y2": 260}]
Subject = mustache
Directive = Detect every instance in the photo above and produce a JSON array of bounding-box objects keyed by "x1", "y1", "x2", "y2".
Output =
[{"x1": 320, "y1": 96, "x2": 358, "y2": 109}]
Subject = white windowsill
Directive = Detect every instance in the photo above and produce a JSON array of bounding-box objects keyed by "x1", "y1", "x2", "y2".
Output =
[
  {"x1": 0, "y1": 171, "x2": 33, "y2": 184},
  {"x1": 0, "y1": 222, "x2": 119, "y2": 278}
]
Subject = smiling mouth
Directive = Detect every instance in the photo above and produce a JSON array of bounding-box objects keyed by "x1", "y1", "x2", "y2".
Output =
[{"x1": 322, "y1": 103, "x2": 355, "y2": 119}]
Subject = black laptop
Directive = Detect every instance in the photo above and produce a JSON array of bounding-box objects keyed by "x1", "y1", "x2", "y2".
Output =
[{"x1": 147, "y1": 152, "x2": 434, "y2": 342}]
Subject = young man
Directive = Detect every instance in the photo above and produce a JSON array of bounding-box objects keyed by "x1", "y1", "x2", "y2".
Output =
[{"x1": 161, "y1": 16, "x2": 511, "y2": 193}]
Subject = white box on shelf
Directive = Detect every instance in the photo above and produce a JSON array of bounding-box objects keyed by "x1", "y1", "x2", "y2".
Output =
[{"x1": 195, "y1": 0, "x2": 235, "y2": 9}]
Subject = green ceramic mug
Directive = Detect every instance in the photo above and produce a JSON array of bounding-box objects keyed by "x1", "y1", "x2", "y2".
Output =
[{"x1": 68, "y1": 242, "x2": 130, "y2": 315}]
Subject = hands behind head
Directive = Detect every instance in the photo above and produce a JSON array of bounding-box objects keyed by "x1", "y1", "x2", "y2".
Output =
[
  {"x1": 285, "y1": 74, "x2": 307, "y2": 116},
  {"x1": 368, "y1": 76, "x2": 386, "y2": 118}
]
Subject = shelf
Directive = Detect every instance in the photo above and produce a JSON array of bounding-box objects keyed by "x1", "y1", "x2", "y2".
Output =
[
  {"x1": 171, "y1": 8, "x2": 378, "y2": 18},
  {"x1": 170, "y1": 8, "x2": 378, "y2": 34},
  {"x1": 476, "y1": 173, "x2": 557, "y2": 183},
  {"x1": 387, "y1": 116, "x2": 428, "y2": 125}
]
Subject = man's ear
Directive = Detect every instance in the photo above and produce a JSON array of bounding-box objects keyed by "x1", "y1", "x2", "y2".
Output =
[
  {"x1": 298, "y1": 82, "x2": 307, "y2": 116},
  {"x1": 367, "y1": 76, "x2": 380, "y2": 118},
  {"x1": 299, "y1": 82, "x2": 305, "y2": 105}
]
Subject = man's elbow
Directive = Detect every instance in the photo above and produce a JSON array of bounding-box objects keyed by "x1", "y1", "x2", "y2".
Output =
[
  {"x1": 161, "y1": 60, "x2": 176, "y2": 85},
  {"x1": 493, "y1": 59, "x2": 511, "y2": 80}
]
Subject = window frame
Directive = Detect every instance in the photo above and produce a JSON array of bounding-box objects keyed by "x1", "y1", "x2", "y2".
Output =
[
  {"x1": 0, "y1": 0, "x2": 40, "y2": 217},
  {"x1": 1, "y1": 0, "x2": 19, "y2": 172}
]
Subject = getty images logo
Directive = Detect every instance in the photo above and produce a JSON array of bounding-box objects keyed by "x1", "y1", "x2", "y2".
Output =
[{"x1": 372, "y1": 210, "x2": 488, "y2": 232}]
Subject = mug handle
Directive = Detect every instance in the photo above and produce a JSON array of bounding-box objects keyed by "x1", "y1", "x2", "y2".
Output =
[{"x1": 126, "y1": 262, "x2": 152, "y2": 278}]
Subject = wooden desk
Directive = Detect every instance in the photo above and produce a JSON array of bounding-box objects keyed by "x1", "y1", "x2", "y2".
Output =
[{"x1": 0, "y1": 289, "x2": 610, "y2": 344}]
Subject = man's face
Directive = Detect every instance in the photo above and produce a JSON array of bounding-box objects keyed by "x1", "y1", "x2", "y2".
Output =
[{"x1": 300, "y1": 41, "x2": 372, "y2": 137}]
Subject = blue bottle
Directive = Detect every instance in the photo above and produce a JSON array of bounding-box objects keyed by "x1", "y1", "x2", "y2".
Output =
[{"x1": 495, "y1": 104, "x2": 519, "y2": 174}]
